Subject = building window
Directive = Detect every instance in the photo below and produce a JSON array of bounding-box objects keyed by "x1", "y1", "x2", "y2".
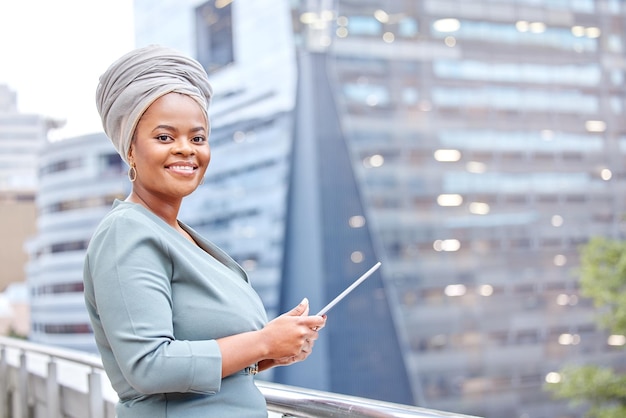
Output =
[
  {"x1": 40, "y1": 157, "x2": 82, "y2": 175},
  {"x1": 195, "y1": 0, "x2": 234, "y2": 74}
]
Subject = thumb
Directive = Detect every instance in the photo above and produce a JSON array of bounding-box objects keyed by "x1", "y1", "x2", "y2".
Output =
[{"x1": 286, "y1": 297, "x2": 309, "y2": 316}]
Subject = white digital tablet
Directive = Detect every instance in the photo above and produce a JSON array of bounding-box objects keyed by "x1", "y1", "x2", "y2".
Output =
[{"x1": 316, "y1": 262, "x2": 381, "y2": 316}]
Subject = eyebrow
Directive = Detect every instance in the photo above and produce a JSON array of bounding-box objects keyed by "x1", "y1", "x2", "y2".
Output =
[{"x1": 152, "y1": 125, "x2": 207, "y2": 134}]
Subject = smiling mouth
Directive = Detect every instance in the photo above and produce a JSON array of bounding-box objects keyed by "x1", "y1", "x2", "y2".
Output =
[{"x1": 168, "y1": 165, "x2": 196, "y2": 172}]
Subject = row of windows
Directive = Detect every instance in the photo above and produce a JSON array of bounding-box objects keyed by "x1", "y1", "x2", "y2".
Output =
[
  {"x1": 31, "y1": 281, "x2": 84, "y2": 296},
  {"x1": 0, "y1": 192, "x2": 35, "y2": 203},
  {"x1": 208, "y1": 115, "x2": 278, "y2": 148},
  {"x1": 344, "y1": 15, "x2": 418, "y2": 38},
  {"x1": 419, "y1": 371, "x2": 547, "y2": 401},
  {"x1": 381, "y1": 221, "x2": 595, "y2": 246},
  {"x1": 433, "y1": 19, "x2": 598, "y2": 52},
  {"x1": 433, "y1": 60, "x2": 602, "y2": 87},
  {"x1": 39, "y1": 153, "x2": 124, "y2": 176},
  {"x1": 192, "y1": 208, "x2": 260, "y2": 230},
  {"x1": 35, "y1": 240, "x2": 89, "y2": 256},
  {"x1": 339, "y1": 79, "x2": 618, "y2": 115},
  {"x1": 205, "y1": 158, "x2": 280, "y2": 184},
  {"x1": 363, "y1": 172, "x2": 608, "y2": 198},
  {"x1": 370, "y1": 197, "x2": 619, "y2": 214},
  {"x1": 384, "y1": 234, "x2": 602, "y2": 255},
  {"x1": 490, "y1": 0, "x2": 597, "y2": 13},
  {"x1": 40, "y1": 193, "x2": 123, "y2": 214},
  {"x1": 401, "y1": 287, "x2": 594, "y2": 311},
  {"x1": 438, "y1": 129, "x2": 604, "y2": 152},
  {"x1": 397, "y1": 278, "x2": 581, "y2": 295},
  {"x1": 31, "y1": 323, "x2": 92, "y2": 334},
  {"x1": 410, "y1": 324, "x2": 602, "y2": 352},
  {"x1": 358, "y1": 147, "x2": 606, "y2": 168},
  {"x1": 39, "y1": 157, "x2": 82, "y2": 175},
  {"x1": 336, "y1": 12, "x2": 605, "y2": 53},
  {"x1": 432, "y1": 86, "x2": 598, "y2": 113}
]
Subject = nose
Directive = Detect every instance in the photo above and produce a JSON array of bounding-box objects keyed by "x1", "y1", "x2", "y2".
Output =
[{"x1": 172, "y1": 138, "x2": 195, "y2": 155}]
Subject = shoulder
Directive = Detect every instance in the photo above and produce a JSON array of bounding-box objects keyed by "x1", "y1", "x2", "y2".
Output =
[
  {"x1": 94, "y1": 201, "x2": 162, "y2": 236},
  {"x1": 88, "y1": 201, "x2": 168, "y2": 254},
  {"x1": 85, "y1": 202, "x2": 174, "y2": 276}
]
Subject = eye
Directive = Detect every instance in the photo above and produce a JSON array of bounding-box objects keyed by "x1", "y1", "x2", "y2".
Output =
[
  {"x1": 156, "y1": 134, "x2": 172, "y2": 142},
  {"x1": 192, "y1": 136, "x2": 207, "y2": 144}
]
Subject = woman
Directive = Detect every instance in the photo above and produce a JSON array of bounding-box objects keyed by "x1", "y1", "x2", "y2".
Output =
[{"x1": 83, "y1": 45, "x2": 326, "y2": 417}]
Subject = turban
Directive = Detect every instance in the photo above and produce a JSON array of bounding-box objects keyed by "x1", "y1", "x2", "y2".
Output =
[{"x1": 95, "y1": 45, "x2": 213, "y2": 164}]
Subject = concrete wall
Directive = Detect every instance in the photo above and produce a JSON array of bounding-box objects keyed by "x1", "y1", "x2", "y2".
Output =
[{"x1": 0, "y1": 198, "x2": 36, "y2": 292}]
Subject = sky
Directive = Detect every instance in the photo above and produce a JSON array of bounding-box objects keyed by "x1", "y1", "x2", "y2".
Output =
[{"x1": 0, "y1": 0, "x2": 135, "y2": 140}]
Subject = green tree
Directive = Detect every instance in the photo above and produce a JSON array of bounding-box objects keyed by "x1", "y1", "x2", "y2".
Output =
[{"x1": 545, "y1": 237, "x2": 626, "y2": 418}]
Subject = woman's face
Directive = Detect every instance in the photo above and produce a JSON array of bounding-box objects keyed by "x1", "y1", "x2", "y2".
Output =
[{"x1": 128, "y1": 92, "x2": 210, "y2": 203}]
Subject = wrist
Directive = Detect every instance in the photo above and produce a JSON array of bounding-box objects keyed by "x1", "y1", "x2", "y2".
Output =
[{"x1": 255, "y1": 328, "x2": 271, "y2": 358}]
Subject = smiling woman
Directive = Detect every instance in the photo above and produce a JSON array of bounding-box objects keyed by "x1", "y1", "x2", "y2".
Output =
[{"x1": 83, "y1": 45, "x2": 326, "y2": 418}]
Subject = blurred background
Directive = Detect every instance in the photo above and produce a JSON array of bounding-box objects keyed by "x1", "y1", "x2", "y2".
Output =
[{"x1": 1, "y1": 1, "x2": 625, "y2": 417}]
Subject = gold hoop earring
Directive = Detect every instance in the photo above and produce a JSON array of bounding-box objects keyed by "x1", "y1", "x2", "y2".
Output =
[{"x1": 128, "y1": 164, "x2": 137, "y2": 183}]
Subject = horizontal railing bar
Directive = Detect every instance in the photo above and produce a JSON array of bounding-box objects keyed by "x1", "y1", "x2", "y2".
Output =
[
  {"x1": 0, "y1": 336, "x2": 102, "y2": 369},
  {"x1": 257, "y1": 381, "x2": 479, "y2": 417}
]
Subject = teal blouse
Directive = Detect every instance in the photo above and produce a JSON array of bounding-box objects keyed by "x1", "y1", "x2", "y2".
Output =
[{"x1": 83, "y1": 200, "x2": 269, "y2": 417}]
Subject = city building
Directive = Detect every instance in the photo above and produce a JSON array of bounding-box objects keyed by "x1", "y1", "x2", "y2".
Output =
[
  {"x1": 0, "y1": 84, "x2": 52, "y2": 316},
  {"x1": 26, "y1": 133, "x2": 127, "y2": 351}
]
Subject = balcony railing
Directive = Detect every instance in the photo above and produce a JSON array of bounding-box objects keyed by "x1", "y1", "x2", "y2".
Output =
[{"x1": 0, "y1": 336, "x2": 480, "y2": 418}]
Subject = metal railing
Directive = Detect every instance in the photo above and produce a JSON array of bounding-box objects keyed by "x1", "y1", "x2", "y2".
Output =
[{"x1": 0, "y1": 336, "x2": 480, "y2": 418}]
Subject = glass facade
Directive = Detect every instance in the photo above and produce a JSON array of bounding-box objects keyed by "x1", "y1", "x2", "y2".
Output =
[{"x1": 316, "y1": 1, "x2": 626, "y2": 417}]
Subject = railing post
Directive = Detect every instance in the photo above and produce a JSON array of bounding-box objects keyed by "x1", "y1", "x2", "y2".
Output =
[
  {"x1": 0, "y1": 346, "x2": 8, "y2": 418},
  {"x1": 16, "y1": 351, "x2": 28, "y2": 418},
  {"x1": 88, "y1": 369, "x2": 104, "y2": 418},
  {"x1": 46, "y1": 358, "x2": 60, "y2": 418}
]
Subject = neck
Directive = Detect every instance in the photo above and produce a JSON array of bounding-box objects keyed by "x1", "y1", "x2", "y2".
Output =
[{"x1": 126, "y1": 191, "x2": 181, "y2": 228}]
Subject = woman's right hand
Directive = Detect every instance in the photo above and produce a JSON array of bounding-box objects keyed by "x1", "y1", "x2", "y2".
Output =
[
  {"x1": 217, "y1": 298, "x2": 327, "y2": 377},
  {"x1": 260, "y1": 298, "x2": 325, "y2": 361}
]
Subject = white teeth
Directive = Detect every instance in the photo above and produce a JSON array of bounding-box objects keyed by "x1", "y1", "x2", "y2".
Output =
[{"x1": 170, "y1": 166, "x2": 194, "y2": 171}]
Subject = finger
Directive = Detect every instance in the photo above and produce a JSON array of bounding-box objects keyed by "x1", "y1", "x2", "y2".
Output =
[
  {"x1": 311, "y1": 315, "x2": 326, "y2": 331},
  {"x1": 285, "y1": 298, "x2": 309, "y2": 317}
]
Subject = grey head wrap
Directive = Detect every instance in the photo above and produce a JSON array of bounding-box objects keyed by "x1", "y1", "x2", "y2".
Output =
[{"x1": 96, "y1": 44, "x2": 213, "y2": 164}]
